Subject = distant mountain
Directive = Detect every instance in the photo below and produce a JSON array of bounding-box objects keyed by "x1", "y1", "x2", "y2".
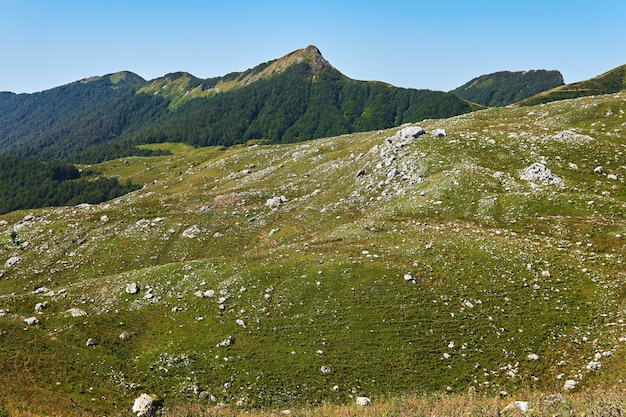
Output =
[
  {"x1": 0, "y1": 46, "x2": 476, "y2": 163},
  {"x1": 0, "y1": 71, "x2": 170, "y2": 161},
  {"x1": 517, "y1": 64, "x2": 626, "y2": 106},
  {"x1": 450, "y1": 70, "x2": 564, "y2": 107}
]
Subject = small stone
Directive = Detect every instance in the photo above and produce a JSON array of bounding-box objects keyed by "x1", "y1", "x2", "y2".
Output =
[
  {"x1": 563, "y1": 379, "x2": 577, "y2": 391},
  {"x1": 356, "y1": 397, "x2": 371, "y2": 406},
  {"x1": 4, "y1": 256, "x2": 21, "y2": 268},
  {"x1": 24, "y1": 317, "x2": 39, "y2": 325},
  {"x1": 86, "y1": 338, "x2": 97, "y2": 347},
  {"x1": 126, "y1": 283, "x2": 140, "y2": 295}
]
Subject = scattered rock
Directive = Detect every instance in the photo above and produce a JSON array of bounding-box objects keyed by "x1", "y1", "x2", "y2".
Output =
[
  {"x1": 86, "y1": 338, "x2": 97, "y2": 347},
  {"x1": 24, "y1": 317, "x2": 39, "y2": 326},
  {"x1": 527, "y1": 353, "x2": 540, "y2": 361},
  {"x1": 502, "y1": 401, "x2": 529, "y2": 414},
  {"x1": 431, "y1": 128, "x2": 447, "y2": 137},
  {"x1": 65, "y1": 308, "x2": 87, "y2": 317},
  {"x1": 35, "y1": 302, "x2": 47, "y2": 311},
  {"x1": 395, "y1": 126, "x2": 426, "y2": 141},
  {"x1": 356, "y1": 396, "x2": 371, "y2": 406},
  {"x1": 593, "y1": 166, "x2": 607, "y2": 176},
  {"x1": 520, "y1": 163, "x2": 564, "y2": 186},
  {"x1": 586, "y1": 361, "x2": 601, "y2": 371},
  {"x1": 119, "y1": 332, "x2": 131, "y2": 341},
  {"x1": 182, "y1": 225, "x2": 201, "y2": 238},
  {"x1": 493, "y1": 171, "x2": 505, "y2": 179},
  {"x1": 265, "y1": 196, "x2": 287, "y2": 208},
  {"x1": 320, "y1": 366, "x2": 332, "y2": 373},
  {"x1": 4, "y1": 256, "x2": 21, "y2": 268},
  {"x1": 217, "y1": 336, "x2": 235, "y2": 347},
  {"x1": 555, "y1": 130, "x2": 594, "y2": 142},
  {"x1": 126, "y1": 283, "x2": 140, "y2": 295},
  {"x1": 236, "y1": 319, "x2": 246, "y2": 328},
  {"x1": 132, "y1": 393, "x2": 162, "y2": 417},
  {"x1": 563, "y1": 379, "x2": 577, "y2": 391}
]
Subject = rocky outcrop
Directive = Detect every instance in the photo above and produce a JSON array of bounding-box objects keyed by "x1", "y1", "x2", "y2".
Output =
[{"x1": 520, "y1": 163, "x2": 564, "y2": 186}]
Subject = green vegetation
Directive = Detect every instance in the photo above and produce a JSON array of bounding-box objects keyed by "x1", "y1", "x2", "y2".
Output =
[
  {"x1": 450, "y1": 70, "x2": 564, "y2": 107},
  {"x1": 518, "y1": 64, "x2": 626, "y2": 106},
  {"x1": 0, "y1": 155, "x2": 139, "y2": 214},
  {"x1": 0, "y1": 47, "x2": 475, "y2": 164},
  {"x1": 0, "y1": 90, "x2": 624, "y2": 416}
]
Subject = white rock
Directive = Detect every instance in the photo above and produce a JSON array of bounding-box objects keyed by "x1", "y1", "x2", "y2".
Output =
[
  {"x1": 431, "y1": 128, "x2": 447, "y2": 137},
  {"x1": 520, "y1": 163, "x2": 564, "y2": 186},
  {"x1": 86, "y1": 338, "x2": 97, "y2": 347},
  {"x1": 65, "y1": 308, "x2": 87, "y2": 317},
  {"x1": 24, "y1": 317, "x2": 39, "y2": 325},
  {"x1": 332, "y1": 385, "x2": 340, "y2": 392},
  {"x1": 563, "y1": 379, "x2": 577, "y2": 390},
  {"x1": 4, "y1": 256, "x2": 21, "y2": 268},
  {"x1": 126, "y1": 283, "x2": 140, "y2": 295},
  {"x1": 395, "y1": 126, "x2": 426, "y2": 141},
  {"x1": 320, "y1": 366, "x2": 332, "y2": 373},
  {"x1": 236, "y1": 319, "x2": 246, "y2": 328},
  {"x1": 120, "y1": 332, "x2": 131, "y2": 340},
  {"x1": 527, "y1": 353, "x2": 540, "y2": 361},
  {"x1": 502, "y1": 401, "x2": 529, "y2": 413},
  {"x1": 182, "y1": 225, "x2": 201, "y2": 238},
  {"x1": 356, "y1": 397, "x2": 371, "y2": 406},
  {"x1": 586, "y1": 361, "x2": 601, "y2": 371},
  {"x1": 265, "y1": 196, "x2": 287, "y2": 208},
  {"x1": 132, "y1": 393, "x2": 160, "y2": 417}
]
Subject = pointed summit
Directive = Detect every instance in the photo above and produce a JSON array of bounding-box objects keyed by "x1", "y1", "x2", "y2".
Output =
[{"x1": 285, "y1": 45, "x2": 332, "y2": 73}]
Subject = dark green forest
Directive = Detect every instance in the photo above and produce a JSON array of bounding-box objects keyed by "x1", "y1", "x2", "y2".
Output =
[
  {"x1": 450, "y1": 70, "x2": 564, "y2": 107},
  {"x1": 0, "y1": 155, "x2": 139, "y2": 215},
  {"x1": 0, "y1": 60, "x2": 475, "y2": 164},
  {"x1": 80, "y1": 64, "x2": 475, "y2": 162}
]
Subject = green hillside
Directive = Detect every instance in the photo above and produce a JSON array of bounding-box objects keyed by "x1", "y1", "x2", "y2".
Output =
[
  {"x1": 450, "y1": 70, "x2": 564, "y2": 107},
  {"x1": 518, "y1": 64, "x2": 626, "y2": 106},
  {"x1": 0, "y1": 91, "x2": 624, "y2": 416}
]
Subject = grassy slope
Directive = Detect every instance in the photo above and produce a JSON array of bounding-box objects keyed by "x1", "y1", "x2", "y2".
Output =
[{"x1": 0, "y1": 93, "x2": 625, "y2": 416}]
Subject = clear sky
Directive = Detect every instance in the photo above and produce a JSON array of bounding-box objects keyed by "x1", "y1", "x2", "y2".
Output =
[{"x1": 1, "y1": 0, "x2": 625, "y2": 93}]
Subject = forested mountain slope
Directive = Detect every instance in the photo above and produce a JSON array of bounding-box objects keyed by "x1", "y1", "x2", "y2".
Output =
[{"x1": 450, "y1": 69, "x2": 564, "y2": 106}]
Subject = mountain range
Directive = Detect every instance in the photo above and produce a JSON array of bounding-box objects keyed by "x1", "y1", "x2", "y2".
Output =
[{"x1": 0, "y1": 46, "x2": 477, "y2": 163}]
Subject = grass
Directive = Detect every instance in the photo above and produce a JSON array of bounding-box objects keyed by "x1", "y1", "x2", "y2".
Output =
[{"x1": 0, "y1": 93, "x2": 624, "y2": 415}]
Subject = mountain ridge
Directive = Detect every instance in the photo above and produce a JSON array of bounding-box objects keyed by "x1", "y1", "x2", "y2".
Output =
[
  {"x1": 518, "y1": 64, "x2": 626, "y2": 106},
  {"x1": 0, "y1": 45, "x2": 476, "y2": 163},
  {"x1": 450, "y1": 69, "x2": 564, "y2": 107}
]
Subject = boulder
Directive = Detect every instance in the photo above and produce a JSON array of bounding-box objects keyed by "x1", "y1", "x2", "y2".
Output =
[
  {"x1": 594, "y1": 166, "x2": 607, "y2": 175},
  {"x1": 182, "y1": 225, "x2": 201, "y2": 238},
  {"x1": 502, "y1": 401, "x2": 529, "y2": 414},
  {"x1": 125, "y1": 283, "x2": 140, "y2": 295},
  {"x1": 431, "y1": 128, "x2": 447, "y2": 137},
  {"x1": 520, "y1": 163, "x2": 564, "y2": 186},
  {"x1": 356, "y1": 396, "x2": 371, "y2": 406},
  {"x1": 563, "y1": 379, "x2": 577, "y2": 391},
  {"x1": 24, "y1": 317, "x2": 39, "y2": 326},
  {"x1": 132, "y1": 393, "x2": 162, "y2": 417},
  {"x1": 265, "y1": 196, "x2": 287, "y2": 208},
  {"x1": 395, "y1": 126, "x2": 426, "y2": 141},
  {"x1": 4, "y1": 256, "x2": 21, "y2": 268},
  {"x1": 65, "y1": 308, "x2": 87, "y2": 317}
]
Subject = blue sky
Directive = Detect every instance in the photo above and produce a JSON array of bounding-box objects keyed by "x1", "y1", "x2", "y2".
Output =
[{"x1": 1, "y1": 0, "x2": 625, "y2": 93}]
